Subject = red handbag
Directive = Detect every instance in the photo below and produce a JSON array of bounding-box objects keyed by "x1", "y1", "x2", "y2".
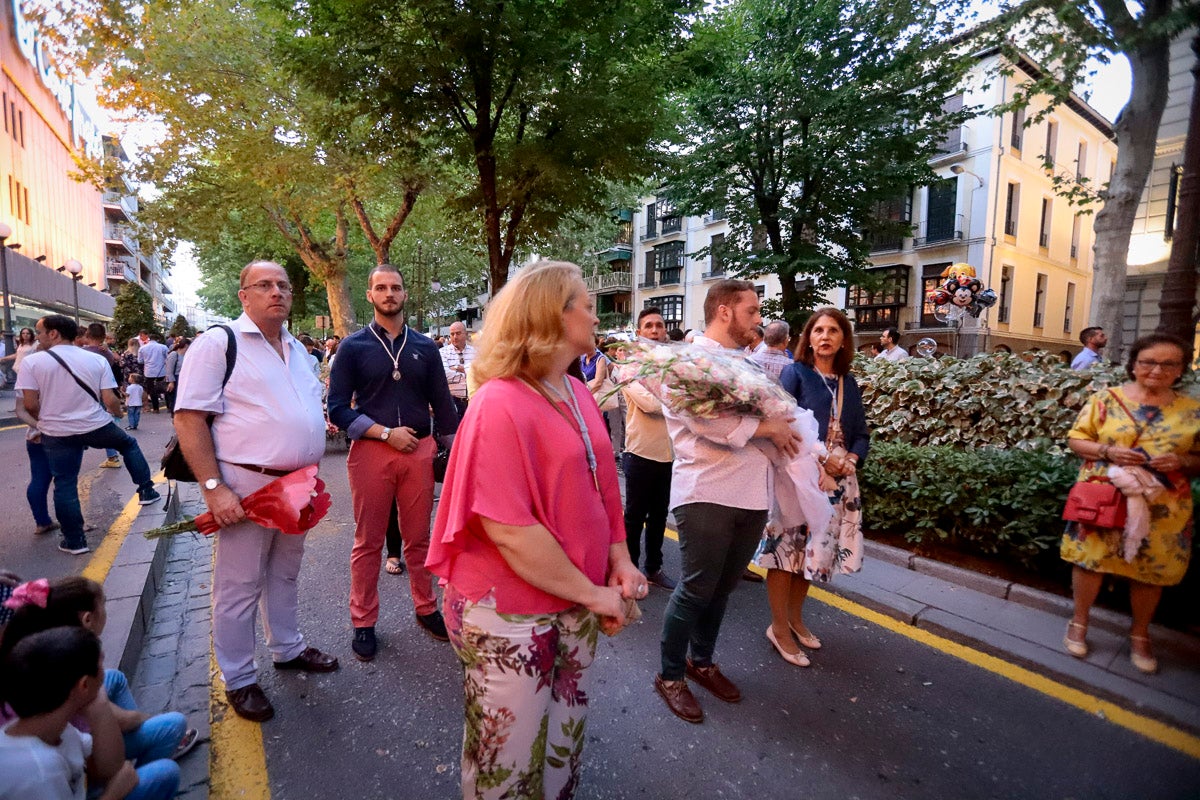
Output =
[{"x1": 1062, "y1": 479, "x2": 1127, "y2": 529}]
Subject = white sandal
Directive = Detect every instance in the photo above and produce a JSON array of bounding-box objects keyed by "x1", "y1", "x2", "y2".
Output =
[{"x1": 1063, "y1": 622, "x2": 1088, "y2": 658}]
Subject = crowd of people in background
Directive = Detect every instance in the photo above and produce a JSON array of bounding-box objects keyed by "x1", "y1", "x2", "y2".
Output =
[{"x1": 2, "y1": 257, "x2": 1196, "y2": 800}]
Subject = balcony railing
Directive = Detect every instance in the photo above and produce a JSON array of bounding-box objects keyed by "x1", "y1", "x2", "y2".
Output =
[
  {"x1": 585, "y1": 271, "x2": 632, "y2": 294},
  {"x1": 1033, "y1": 311, "x2": 1044, "y2": 327},
  {"x1": 932, "y1": 128, "x2": 968, "y2": 161},
  {"x1": 701, "y1": 269, "x2": 725, "y2": 280},
  {"x1": 1004, "y1": 219, "x2": 1017, "y2": 237},
  {"x1": 702, "y1": 210, "x2": 726, "y2": 224},
  {"x1": 101, "y1": 190, "x2": 138, "y2": 219},
  {"x1": 638, "y1": 279, "x2": 657, "y2": 289},
  {"x1": 105, "y1": 259, "x2": 137, "y2": 283},
  {"x1": 913, "y1": 214, "x2": 964, "y2": 248},
  {"x1": 658, "y1": 267, "x2": 682, "y2": 285},
  {"x1": 1039, "y1": 232, "x2": 1050, "y2": 248},
  {"x1": 1070, "y1": 244, "x2": 1078, "y2": 259},
  {"x1": 869, "y1": 231, "x2": 906, "y2": 252},
  {"x1": 104, "y1": 224, "x2": 139, "y2": 255},
  {"x1": 660, "y1": 216, "x2": 682, "y2": 235},
  {"x1": 639, "y1": 225, "x2": 659, "y2": 242}
]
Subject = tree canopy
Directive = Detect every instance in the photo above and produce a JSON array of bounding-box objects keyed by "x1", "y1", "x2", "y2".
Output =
[
  {"x1": 280, "y1": 0, "x2": 698, "y2": 295},
  {"x1": 111, "y1": 283, "x2": 161, "y2": 344},
  {"x1": 666, "y1": 0, "x2": 976, "y2": 327}
]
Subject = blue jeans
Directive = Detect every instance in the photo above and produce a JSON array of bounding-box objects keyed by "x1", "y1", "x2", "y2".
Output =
[
  {"x1": 25, "y1": 439, "x2": 53, "y2": 527},
  {"x1": 104, "y1": 669, "x2": 188, "y2": 764},
  {"x1": 42, "y1": 422, "x2": 153, "y2": 549},
  {"x1": 659, "y1": 503, "x2": 768, "y2": 681},
  {"x1": 127, "y1": 406, "x2": 142, "y2": 429}
]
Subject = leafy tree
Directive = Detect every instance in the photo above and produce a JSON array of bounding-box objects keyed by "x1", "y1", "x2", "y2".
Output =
[
  {"x1": 668, "y1": 0, "x2": 976, "y2": 329},
  {"x1": 991, "y1": 0, "x2": 1200, "y2": 358},
  {"x1": 39, "y1": 0, "x2": 438, "y2": 336},
  {"x1": 167, "y1": 314, "x2": 193, "y2": 339},
  {"x1": 281, "y1": 0, "x2": 698, "y2": 295},
  {"x1": 111, "y1": 284, "x2": 162, "y2": 345}
]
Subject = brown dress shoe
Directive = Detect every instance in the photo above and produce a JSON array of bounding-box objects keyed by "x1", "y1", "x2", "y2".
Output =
[
  {"x1": 226, "y1": 684, "x2": 275, "y2": 722},
  {"x1": 273, "y1": 646, "x2": 340, "y2": 673},
  {"x1": 685, "y1": 659, "x2": 741, "y2": 703},
  {"x1": 654, "y1": 674, "x2": 703, "y2": 724}
]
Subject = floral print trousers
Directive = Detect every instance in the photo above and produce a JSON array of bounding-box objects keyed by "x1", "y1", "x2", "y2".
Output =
[{"x1": 444, "y1": 585, "x2": 599, "y2": 800}]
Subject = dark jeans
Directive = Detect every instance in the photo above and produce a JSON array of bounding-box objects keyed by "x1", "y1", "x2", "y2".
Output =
[
  {"x1": 144, "y1": 376, "x2": 164, "y2": 412},
  {"x1": 451, "y1": 396, "x2": 468, "y2": 420},
  {"x1": 42, "y1": 422, "x2": 154, "y2": 548},
  {"x1": 659, "y1": 502, "x2": 768, "y2": 681},
  {"x1": 622, "y1": 453, "x2": 672, "y2": 574},
  {"x1": 25, "y1": 439, "x2": 53, "y2": 527},
  {"x1": 164, "y1": 386, "x2": 177, "y2": 414}
]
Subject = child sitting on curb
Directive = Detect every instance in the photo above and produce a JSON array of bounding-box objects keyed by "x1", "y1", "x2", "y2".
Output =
[
  {"x1": 0, "y1": 626, "x2": 142, "y2": 799},
  {"x1": 0, "y1": 578, "x2": 197, "y2": 769}
]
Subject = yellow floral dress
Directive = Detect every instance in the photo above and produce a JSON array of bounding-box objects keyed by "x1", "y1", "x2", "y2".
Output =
[{"x1": 1061, "y1": 387, "x2": 1200, "y2": 586}]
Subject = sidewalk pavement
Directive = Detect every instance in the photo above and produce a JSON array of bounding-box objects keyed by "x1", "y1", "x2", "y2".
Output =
[
  {"x1": 826, "y1": 539, "x2": 1200, "y2": 735},
  {"x1": 0, "y1": 388, "x2": 17, "y2": 425}
]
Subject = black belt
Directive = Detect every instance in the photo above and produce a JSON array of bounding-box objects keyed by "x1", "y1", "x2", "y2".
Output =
[{"x1": 223, "y1": 461, "x2": 293, "y2": 477}]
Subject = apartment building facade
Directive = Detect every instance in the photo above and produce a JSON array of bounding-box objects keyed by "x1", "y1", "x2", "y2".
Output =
[
  {"x1": 1, "y1": 2, "x2": 173, "y2": 329},
  {"x1": 853, "y1": 50, "x2": 1117, "y2": 357}
]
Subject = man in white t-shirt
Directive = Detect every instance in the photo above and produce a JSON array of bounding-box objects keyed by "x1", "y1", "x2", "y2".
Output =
[
  {"x1": 15, "y1": 315, "x2": 161, "y2": 555},
  {"x1": 875, "y1": 327, "x2": 909, "y2": 362}
]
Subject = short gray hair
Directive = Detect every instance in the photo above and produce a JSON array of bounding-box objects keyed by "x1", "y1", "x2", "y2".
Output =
[{"x1": 764, "y1": 320, "x2": 789, "y2": 347}]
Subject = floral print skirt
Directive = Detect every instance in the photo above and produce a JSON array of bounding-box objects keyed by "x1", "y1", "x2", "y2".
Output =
[
  {"x1": 444, "y1": 585, "x2": 600, "y2": 800},
  {"x1": 754, "y1": 472, "x2": 864, "y2": 582}
]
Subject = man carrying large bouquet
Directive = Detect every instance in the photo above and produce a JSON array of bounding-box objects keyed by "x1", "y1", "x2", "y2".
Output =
[
  {"x1": 655, "y1": 279, "x2": 803, "y2": 724},
  {"x1": 175, "y1": 260, "x2": 338, "y2": 723}
]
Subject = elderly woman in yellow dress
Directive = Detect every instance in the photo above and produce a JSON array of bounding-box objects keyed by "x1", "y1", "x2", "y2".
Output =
[{"x1": 1061, "y1": 333, "x2": 1200, "y2": 674}]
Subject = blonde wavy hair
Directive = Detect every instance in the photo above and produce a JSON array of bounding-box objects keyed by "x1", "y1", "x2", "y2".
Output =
[{"x1": 471, "y1": 260, "x2": 585, "y2": 387}]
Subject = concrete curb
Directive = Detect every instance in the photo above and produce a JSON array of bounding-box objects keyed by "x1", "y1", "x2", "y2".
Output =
[
  {"x1": 862, "y1": 539, "x2": 1195, "y2": 652},
  {"x1": 99, "y1": 485, "x2": 181, "y2": 681}
]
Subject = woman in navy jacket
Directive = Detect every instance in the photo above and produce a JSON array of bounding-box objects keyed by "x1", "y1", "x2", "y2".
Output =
[{"x1": 756, "y1": 308, "x2": 869, "y2": 667}]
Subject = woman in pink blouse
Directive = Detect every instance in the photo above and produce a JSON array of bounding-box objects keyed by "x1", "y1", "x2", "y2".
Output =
[{"x1": 428, "y1": 260, "x2": 645, "y2": 800}]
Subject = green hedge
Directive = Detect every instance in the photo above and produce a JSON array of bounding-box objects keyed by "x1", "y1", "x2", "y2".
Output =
[
  {"x1": 860, "y1": 441, "x2": 1079, "y2": 566},
  {"x1": 857, "y1": 351, "x2": 1200, "y2": 451}
]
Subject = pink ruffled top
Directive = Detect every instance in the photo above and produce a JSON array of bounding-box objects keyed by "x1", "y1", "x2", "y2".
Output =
[{"x1": 427, "y1": 376, "x2": 625, "y2": 614}]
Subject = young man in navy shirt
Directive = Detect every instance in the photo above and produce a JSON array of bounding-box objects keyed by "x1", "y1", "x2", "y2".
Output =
[{"x1": 328, "y1": 264, "x2": 459, "y2": 661}]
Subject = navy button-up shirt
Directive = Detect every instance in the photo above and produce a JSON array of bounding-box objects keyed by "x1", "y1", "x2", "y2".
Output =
[{"x1": 327, "y1": 322, "x2": 460, "y2": 440}]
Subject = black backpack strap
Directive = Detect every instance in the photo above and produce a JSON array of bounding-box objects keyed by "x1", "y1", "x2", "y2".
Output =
[
  {"x1": 209, "y1": 324, "x2": 237, "y2": 388},
  {"x1": 45, "y1": 349, "x2": 104, "y2": 408}
]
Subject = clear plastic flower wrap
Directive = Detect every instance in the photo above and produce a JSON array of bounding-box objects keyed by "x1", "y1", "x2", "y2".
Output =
[{"x1": 606, "y1": 339, "x2": 796, "y2": 419}]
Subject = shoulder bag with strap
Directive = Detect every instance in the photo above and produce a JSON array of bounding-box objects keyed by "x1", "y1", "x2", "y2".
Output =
[
  {"x1": 44, "y1": 349, "x2": 109, "y2": 413},
  {"x1": 1062, "y1": 389, "x2": 1143, "y2": 529},
  {"x1": 161, "y1": 325, "x2": 236, "y2": 482}
]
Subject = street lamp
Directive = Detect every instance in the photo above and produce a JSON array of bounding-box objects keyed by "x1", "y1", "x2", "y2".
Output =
[
  {"x1": 950, "y1": 164, "x2": 984, "y2": 188},
  {"x1": 62, "y1": 258, "x2": 83, "y2": 325},
  {"x1": 0, "y1": 221, "x2": 13, "y2": 364}
]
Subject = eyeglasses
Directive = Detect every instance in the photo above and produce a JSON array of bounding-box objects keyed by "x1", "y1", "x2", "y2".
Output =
[
  {"x1": 1135, "y1": 359, "x2": 1183, "y2": 371},
  {"x1": 241, "y1": 280, "x2": 293, "y2": 294}
]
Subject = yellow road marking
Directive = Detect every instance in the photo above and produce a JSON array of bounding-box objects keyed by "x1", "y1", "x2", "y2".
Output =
[
  {"x1": 82, "y1": 471, "x2": 166, "y2": 584},
  {"x1": 0, "y1": 424, "x2": 25, "y2": 432},
  {"x1": 82, "y1": 492, "x2": 142, "y2": 584},
  {"x1": 207, "y1": 549, "x2": 271, "y2": 799},
  {"x1": 663, "y1": 528, "x2": 1200, "y2": 760}
]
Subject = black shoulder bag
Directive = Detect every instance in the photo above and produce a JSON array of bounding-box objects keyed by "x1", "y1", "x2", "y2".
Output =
[
  {"x1": 45, "y1": 350, "x2": 108, "y2": 412},
  {"x1": 161, "y1": 325, "x2": 236, "y2": 482}
]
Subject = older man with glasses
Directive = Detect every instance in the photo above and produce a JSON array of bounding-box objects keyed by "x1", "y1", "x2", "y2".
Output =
[{"x1": 439, "y1": 321, "x2": 477, "y2": 419}]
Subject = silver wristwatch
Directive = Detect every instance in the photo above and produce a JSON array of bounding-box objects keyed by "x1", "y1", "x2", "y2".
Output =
[
  {"x1": 380, "y1": 427, "x2": 392, "y2": 441},
  {"x1": 203, "y1": 477, "x2": 222, "y2": 491}
]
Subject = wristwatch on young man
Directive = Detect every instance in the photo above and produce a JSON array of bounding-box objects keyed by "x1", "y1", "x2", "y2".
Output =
[
  {"x1": 380, "y1": 427, "x2": 392, "y2": 441},
  {"x1": 203, "y1": 477, "x2": 222, "y2": 491}
]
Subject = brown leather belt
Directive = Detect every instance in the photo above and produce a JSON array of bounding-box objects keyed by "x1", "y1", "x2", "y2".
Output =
[{"x1": 223, "y1": 461, "x2": 292, "y2": 478}]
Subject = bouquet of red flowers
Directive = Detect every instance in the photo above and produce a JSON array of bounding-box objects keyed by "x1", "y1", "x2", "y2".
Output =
[{"x1": 144, "y1": 466, "x2": 332, "y2": 538}]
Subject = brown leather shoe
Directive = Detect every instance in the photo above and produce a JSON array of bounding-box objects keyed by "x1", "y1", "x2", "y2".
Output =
[
  {"x1": 741, "y1": 568, "x2": 764, "y2": 583},
  {"x1": 226, "y1": 684, "x2": 274, "y2": 722},
  {"x1": 685, "y1": 659, "x2": 741, "y2": 703},
  {"x1": 273, "y1": 647, "x2": 340, "y2": 673},
  {"x1": 655, "y1": 674, "x2": 703, "y2": 723}
]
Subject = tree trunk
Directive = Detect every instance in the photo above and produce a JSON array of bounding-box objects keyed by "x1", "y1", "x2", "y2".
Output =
[
  {"x1": 1157, "y1": 35, "x2": 1200, "y2": 342},
  {"x1": 1088, "y1": 35, "x2": 1172, "y2": 361},
  {"x1": 478, "y1": 149, "x2": 510, "y2": 295}
]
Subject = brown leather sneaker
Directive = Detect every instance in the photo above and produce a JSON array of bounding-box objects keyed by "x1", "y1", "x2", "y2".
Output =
[
  {"x1": 226, "y1": 684, "x2": 274, "y2": 722},
  {"x1": 654, "y1": 674, "x2": 703, "y2": 724},
  {"x1": 685, "y1": 659, "x2": 741, "y2": 703}
]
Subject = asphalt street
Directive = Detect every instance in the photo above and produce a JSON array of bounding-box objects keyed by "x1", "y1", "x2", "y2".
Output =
[
  {"x1": 0, "y1": 408, "x2": 176, "y2": 579},
  {"x1": 220, "y1": 445, "x2": 1200, "y2": 800}
]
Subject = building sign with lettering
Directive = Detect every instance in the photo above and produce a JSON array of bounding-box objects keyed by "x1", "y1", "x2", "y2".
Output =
[{"x1": 11, "y1": 0, "x2": 104, "y2": 159}]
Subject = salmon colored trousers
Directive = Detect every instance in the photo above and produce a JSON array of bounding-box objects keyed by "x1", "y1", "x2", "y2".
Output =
[{"x1": 347, "y1": 437, "x2": 438, "y2": 626}]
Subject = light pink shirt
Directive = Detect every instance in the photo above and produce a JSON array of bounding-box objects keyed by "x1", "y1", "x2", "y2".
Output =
[{"x1": 665, "y1": 335, "x2": 771, "y2": 512}]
